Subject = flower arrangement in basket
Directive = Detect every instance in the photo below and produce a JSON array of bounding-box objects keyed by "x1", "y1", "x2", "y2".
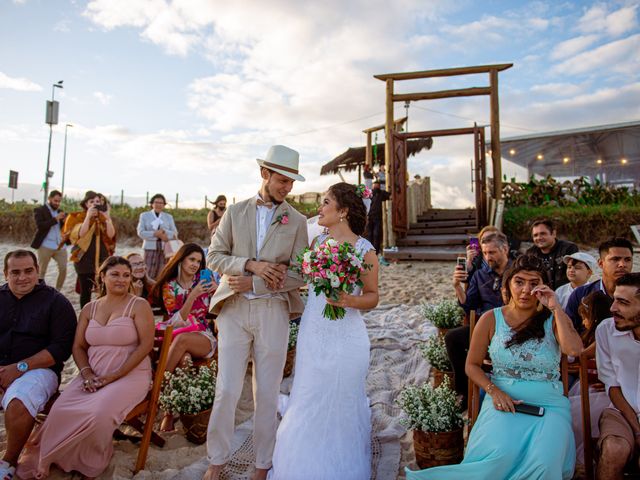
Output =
[
  {"x1": 291, "y1": 238, "x2": 371, "y2": 320},
  {"x1": 159, "y1": 358, "x2": 216, "y2": 444},
  {"x1": 398, "y1": 377, "x2": 465, "y2": 468},
  {"x1": 421, "y1": 299, "x2": 464, "y2": 331},
  {"x1": 419, "y1": 335, "x2": 451, "y2": 372},
  {"x1": 283, "y1": 321, "x2": 299, "y2": 378}
]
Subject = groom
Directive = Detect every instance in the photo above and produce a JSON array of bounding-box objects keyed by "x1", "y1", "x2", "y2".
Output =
[{"x1": 203, "y1": 145, "x2": 309, "y2": 480}]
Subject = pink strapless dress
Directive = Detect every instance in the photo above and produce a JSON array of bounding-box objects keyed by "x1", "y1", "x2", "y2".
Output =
[{"x1": 17, "y1": 309, "x2": 151, "y2": 479}]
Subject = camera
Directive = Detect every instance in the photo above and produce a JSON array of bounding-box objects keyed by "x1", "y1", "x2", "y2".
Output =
[{"x1": 96, "y1": 203, "x2": 108, "y2": 212}]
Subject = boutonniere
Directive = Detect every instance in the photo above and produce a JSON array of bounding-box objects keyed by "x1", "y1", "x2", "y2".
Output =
[{"x1": 272, "y1": 211, "x2": 289, "y2": 225}]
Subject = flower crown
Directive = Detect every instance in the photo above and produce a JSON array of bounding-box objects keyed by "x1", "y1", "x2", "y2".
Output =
[{"x1": 355, "y1": 184, "x2": 373, "y2": 199}]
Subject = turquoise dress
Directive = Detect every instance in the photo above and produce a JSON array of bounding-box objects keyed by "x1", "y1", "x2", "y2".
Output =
[{"x1": 406, "y1": 308, "x2": 575, "y2": 480}]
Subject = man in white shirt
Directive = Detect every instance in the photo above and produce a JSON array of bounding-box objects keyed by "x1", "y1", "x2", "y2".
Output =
[{"x1": 595, "y1": 272, "x2": 640, "y2": 479}]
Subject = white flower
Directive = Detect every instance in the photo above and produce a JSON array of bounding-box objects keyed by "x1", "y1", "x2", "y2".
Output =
[
  {"x1": 330, "y1": 275, "x2": 340, "y2": 288},
  {"x1": 303, "y1": 251, "x2": 312, "y2": 263},
  {"x1": 325, "y1": 238, "x2": 337, "y2": 247}
]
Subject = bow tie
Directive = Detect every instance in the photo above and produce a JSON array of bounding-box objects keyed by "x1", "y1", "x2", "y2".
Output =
[{"x1": 256, "y1": 198, "x2": 274, "y2": 208}]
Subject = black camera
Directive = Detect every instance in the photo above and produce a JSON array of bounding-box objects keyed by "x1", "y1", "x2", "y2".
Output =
[{"x1": 96, "y1": 203, "x2": 108, "y2": 212}]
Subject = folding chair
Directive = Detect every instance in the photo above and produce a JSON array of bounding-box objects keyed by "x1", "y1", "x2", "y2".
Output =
[{"x1": 121, "y1": 325, "x2": 174, "y2": 474}]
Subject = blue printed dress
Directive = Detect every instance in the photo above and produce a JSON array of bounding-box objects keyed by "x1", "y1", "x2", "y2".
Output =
[{"x1": 406, "y1": 307, "x2": 576, "y2": 480}]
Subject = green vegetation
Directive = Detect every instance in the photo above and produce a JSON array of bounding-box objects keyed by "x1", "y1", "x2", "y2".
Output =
[
  {"x1": 503, "y1": 204, "x2": 640, "y2": 244},
  {"x1": 0, "y1": 198, "x2": 319, "y2": 244}
]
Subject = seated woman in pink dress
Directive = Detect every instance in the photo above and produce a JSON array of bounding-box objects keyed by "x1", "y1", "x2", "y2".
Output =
[
  {"x1": 149, "y1": 243, "x2": 217, "y2": 430},
  {"x1": 17, "y1": 256, "x2": 155, "y2": 479}
]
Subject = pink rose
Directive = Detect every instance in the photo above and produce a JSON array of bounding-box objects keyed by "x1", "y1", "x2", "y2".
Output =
[
  {"x1": 331, "y1": 247, "x2": 338, "y2": 254},
  {"x1": 330, "y1": 264, "x2": 337, "y2": 272},
  {"x1": 281, "y1": 215, "x2": 289, "y2": 225}
]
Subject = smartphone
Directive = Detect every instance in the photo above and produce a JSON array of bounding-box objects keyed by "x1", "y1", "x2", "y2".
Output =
[
  {"x1": 456, "y1": 257, "x2": 467, "y2": 272},
  {"x1": 514, "y1": 403, "x2": 545, "y2": 417},
  {"x1": 200, "y1": 269, "x2": 213, "y2": 285},
  {"x1": 469, "y1": 237, "x2": 480, "y2": 251}
]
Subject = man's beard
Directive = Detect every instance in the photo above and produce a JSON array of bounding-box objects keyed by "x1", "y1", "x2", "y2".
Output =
[
  {"x1": 613, "y1": 311, "x2": 640, "y2": 331},
  {"x1": 264, "y1": 184, "x2": 283, "y2": 205}
]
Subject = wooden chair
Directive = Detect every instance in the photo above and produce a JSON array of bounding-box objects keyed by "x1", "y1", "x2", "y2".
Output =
[
  {"x1": 121, "y1": 325, "x2": 174, "y2": 474},
  {"x1": 578, "y1": 347, "x2": 600, "y2": 480}
]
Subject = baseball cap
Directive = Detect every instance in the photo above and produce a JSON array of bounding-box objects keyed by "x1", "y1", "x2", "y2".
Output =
[{"x1": 563, "y1": 252, "x2": 597, "y2": 271}]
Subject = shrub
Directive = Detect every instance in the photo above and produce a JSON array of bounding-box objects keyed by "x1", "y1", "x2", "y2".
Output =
[
  {"x1": 398, "y1": 377, "x2": 464, "y2": 433},
  {"x1": 419, "y1": 334, "x2": 451, "y2": 371},
  {"x1": 421, "y1": 300, "x2": 464, "y2": 329}
]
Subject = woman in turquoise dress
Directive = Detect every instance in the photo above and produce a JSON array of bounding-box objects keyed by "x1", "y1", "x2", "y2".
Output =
[{"x1": 407, "y1": 254, "x2": 584, "y2": 480}]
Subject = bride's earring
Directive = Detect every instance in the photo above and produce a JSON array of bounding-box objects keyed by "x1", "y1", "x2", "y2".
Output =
[{"x1": 340, "y1": 216, "x2": 344, "y2": 222}]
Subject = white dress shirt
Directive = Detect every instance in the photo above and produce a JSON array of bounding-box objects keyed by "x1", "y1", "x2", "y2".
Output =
[
  {"x1": 245, "y1": 195, "x2": 278, "y2": 300},
  {"x1": 596, "y1": 317, "x2": 640, "y2": 414}
]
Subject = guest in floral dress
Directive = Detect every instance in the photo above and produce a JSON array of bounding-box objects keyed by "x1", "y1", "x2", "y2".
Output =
[{"x1": 150, "y1": 243, "x2": 217, "y2": 431}]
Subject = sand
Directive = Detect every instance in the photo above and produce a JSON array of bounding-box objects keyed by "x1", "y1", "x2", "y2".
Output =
[{"x1": 2, "y1": 240, "x2": 638, "y2": 479}]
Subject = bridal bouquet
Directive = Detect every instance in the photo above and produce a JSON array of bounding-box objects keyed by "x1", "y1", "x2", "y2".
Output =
[{"x1": 291, "y1": 238, "x2": 370, "y2": 320}]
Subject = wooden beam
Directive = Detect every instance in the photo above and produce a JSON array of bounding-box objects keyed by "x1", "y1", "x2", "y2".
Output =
[
  {"x1": 393, "y1": 87, "x2": 491, "y2": 102},
  {"x1": 365, "y1": 132, "x2": 372, "y2": 167},
  {"x1": 374, "y1": 64, "x2": 513, "y2": 81},
  {"x1": 362, "y1": 116, "x2": 407, "y2": 134},
  {"x1": 384, "y1": 78, "x2": 395, "y2": 247},
  {"x1": 401, "y1": 126, "x2": 481, "y2": 139},
  {"x1": 489, "y1": 69, "x2": 502, "y2": 200}
]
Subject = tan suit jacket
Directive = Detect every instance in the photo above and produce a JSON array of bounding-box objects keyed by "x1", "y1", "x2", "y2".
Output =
[{"x1": 206, "y1": 197, "x2": 308, "y2": 318}]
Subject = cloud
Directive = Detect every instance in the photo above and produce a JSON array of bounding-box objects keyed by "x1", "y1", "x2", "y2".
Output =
[
  {"x1": 0, "y1": 72, "x2": 42, "y2": 92},
  {"x1": 552, "y1": 33, "x2": 640, "y2": 76},
  {"x1": 550, "y1": 34, "x2": 600, "y2": 60},
  {"x1": 577, "y1": 3, "x2": 638, "y2": 36},
  {"x1": 54, "y1": 19, "x2": 71, "y2": 33},
  {"x1": 92, "y1": 91, "x2": 113, "y2": 105},
  {"x1": 530, "y1": 82, "x2": 585, "y2": 97}
]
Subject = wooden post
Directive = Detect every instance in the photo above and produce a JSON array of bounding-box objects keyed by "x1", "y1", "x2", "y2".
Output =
[
  {"x1": 175, "y1": 193, "x2": 179, "y2": 210},
  {"x1": 204, "y1": 195, "x2": 208, "y2": 209},
  {"x1": 489, "y1": 68, "x2": 502, "y2": 200},
  {"x1": 145, "y1": 191, "x2": 149, "y2": 205},
  {"x1": 365, "y1": 133, "x2": 372, "y2": 167},
  {"x1": 120, "y1": 189, "x2": 124, "y2": 207},
  {"x1": 384, "y1": 78, "x2": 395, "y2": 248},
  {"x1": 357, "y1": 164, "x2": 362, "y2": 184}
]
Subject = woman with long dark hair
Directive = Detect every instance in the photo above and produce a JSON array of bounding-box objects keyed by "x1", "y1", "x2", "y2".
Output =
[
  {"x1": 207, "y1": 195, "x2": 227, "y2": 235},
  {"x1": 407, "y1": 254, "x2": 583, "y2": 479},
  {"x1": 18, "y1": 256, "x2": 154, "y2": 479},
  {"x1": 124, "y1": 252, "x2": 156, "y2": 299},
  {"x1": 150, "y1": 243, "x2": 217, "y2": 430},
  {"x1": 271, "y1": 182, "x2": 379, "y2": 480}
]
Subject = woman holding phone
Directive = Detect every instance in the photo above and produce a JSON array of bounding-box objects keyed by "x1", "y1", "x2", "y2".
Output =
[
  {"x1": 407, "y1": 255, "x2": 583, "y2": 479},
  {"x1": 150, "y1": 243, "x2": 217, "y2": 430}
]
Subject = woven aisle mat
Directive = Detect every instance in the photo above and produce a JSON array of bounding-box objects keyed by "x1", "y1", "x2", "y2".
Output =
[{"x1": 54, "y1": 303, "x2": 433, "y2": 479}]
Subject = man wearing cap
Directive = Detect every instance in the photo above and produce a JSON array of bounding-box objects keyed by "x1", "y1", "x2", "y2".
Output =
[
  {"x1": 565, "y1": 238, "x2": 634, "y2": 330},
  {"x1": 204, "y1": 145, "x2": 308, "y2": 480},
  {"x1": 555, "y1": 252, "x2": 597, "y2": 309},
  {"x1": 526, "y1": 218, "x2": 579, "y2": 290}
]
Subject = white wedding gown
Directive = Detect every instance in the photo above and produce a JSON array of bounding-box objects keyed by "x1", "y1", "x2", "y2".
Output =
[{"x1": 270, "y1": 236, "x2": 374, "y2": 480}]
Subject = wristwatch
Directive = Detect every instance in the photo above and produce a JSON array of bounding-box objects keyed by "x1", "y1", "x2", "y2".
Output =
[{"x1": 16, "y1": 361, "x2": 29, "y2": 373}]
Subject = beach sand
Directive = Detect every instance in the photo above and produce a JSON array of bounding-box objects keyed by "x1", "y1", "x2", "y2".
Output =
[{"x1": 2, "y1": 240, "x2": 638, "y2": 479}]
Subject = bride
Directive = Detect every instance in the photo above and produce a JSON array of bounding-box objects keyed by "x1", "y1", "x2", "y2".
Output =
[{"x1": 270, "y1": 182, "x2": 380, "y2": 480}]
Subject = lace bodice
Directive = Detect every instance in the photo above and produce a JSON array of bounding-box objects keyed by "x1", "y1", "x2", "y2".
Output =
[{"x1": 489, "y1": 308, "x2": 560, "y2": 382}]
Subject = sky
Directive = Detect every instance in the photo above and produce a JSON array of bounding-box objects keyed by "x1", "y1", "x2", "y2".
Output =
[{"x1": 1, "y1": 0, "x2": 639, "y2": 208}]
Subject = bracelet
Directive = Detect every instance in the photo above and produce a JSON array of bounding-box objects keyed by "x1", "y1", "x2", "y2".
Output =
[
  {"x1": 485, "y1": 382, "x2": 496, "y2": 394},
  {"x1": 80, "y1": 366, "x2": 92, "y2": 375}
]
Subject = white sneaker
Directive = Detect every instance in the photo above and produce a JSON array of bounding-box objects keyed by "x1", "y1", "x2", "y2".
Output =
[{"x1": 0, "y1": 460, "x2": 15, "y2": 480}]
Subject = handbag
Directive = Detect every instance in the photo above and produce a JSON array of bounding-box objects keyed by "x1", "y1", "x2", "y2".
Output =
[{"x1": 163, "y1": 239, "x2": 184, "y2": 259}]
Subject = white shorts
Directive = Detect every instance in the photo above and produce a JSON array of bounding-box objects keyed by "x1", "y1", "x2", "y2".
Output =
[{"x1": 0, "y1": 368, "x2": 58, "y2": 418}]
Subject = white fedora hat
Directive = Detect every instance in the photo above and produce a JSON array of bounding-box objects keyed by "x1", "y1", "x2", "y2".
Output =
[{"x1": 256, "y1": 145, "x2": 305, "y2": 182}]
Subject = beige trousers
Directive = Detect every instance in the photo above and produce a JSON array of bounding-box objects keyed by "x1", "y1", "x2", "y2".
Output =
[
  {"x1": 206, "y1": 296, "x2": 289, "y2": 469},
  {"x1": 37, "y1": 246, "x2": 67, "y2": 290}
]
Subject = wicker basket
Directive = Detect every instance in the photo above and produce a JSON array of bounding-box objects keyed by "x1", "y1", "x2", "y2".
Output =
[
  {"x1": 283, "y1": 348, "x2": 296, "y2": 378},
  {"x1": 180, "y1": 408, "x2": 212, "y2": 444},
  {"x1": 413, "y1": 428, "x2": 464, "y2": 468},
  {"x1": 432, "y1": 369, "x2": 455, "y2": 388}
]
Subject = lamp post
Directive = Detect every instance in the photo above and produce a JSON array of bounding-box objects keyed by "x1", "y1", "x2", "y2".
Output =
[
  {"x1": 44, "y1": 80, "x2": 63, "y2": 203},
  {"x1": 61, "y1": 123, "x2": 73, "y2": 197}
]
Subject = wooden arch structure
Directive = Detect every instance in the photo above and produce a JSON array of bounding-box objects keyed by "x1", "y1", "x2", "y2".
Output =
[{"x1": 374, "y1": 63, "x2": 512, "y2": 245}]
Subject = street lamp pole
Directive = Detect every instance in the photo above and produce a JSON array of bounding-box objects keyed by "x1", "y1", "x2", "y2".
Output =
[
  {"x1": 61, "y1": 123, "x2": 73, "y2": 197},
  {"x1": 44, "y1": 80, "x2": 63, "y2": 203}
]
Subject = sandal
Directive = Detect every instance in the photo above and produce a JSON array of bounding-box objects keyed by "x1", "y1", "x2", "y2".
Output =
[{"x1": 0, "y1": 460, "x2": 16, "y2": 480}]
